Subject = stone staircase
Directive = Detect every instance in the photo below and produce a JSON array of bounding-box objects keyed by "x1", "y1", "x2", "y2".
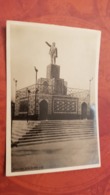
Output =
[
  {"x1": 12, "y1": 120, "x2": 97, "y2": 146},
  {"x1": 12, "y1": 120, "x2": 40, "y2": 142}
]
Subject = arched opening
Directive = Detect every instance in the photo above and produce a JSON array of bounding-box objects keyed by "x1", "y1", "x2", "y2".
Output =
[
  {"x1": 81, "y1": 102, "x2": 87, "y2": 119},
  {"x1": 43, "y1": 81, "x2": 49, "y2": 94},
  {"x1": 39, "y1": 100, "x2": 48, "y2": 120}
]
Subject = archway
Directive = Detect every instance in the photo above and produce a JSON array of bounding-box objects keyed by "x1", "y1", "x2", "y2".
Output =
[
  {"x1": 81, "y1": 102, "x2": 87, "y2": 119},
  {"x1": 39, "y1": 100, "x2": 48, "y2": 120},
  {"x1": 43, "y1": 81, "x2": 49, "y2": 94}
]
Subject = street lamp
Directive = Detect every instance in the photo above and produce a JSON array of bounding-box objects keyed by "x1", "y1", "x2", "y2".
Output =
[
  {"x1": 89, "y1": 77, "x2": 93, "y2": 106},
  {"x1": 34, "y1": 66, "x2": 38, "y2": 85},
  {"x1": 12, "y1": 78, "x2": 18, "y2": 119},
  {"x1": 34, "y1": 66, "x2": 38, "y2": 119},
  {"x1": 13, "y1": 78, "x2": 17, "y2": 101},
  {"x1": 11, "y1": 78, "x2": 18, "y2": 147},
  {"x1": 27, "y1": 89, "x2": 31, "y2": 122}
]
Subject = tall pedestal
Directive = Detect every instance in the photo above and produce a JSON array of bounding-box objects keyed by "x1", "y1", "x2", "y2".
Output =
[{"x1": 46, "y1": 64, "x2": 60, "y2": 79}]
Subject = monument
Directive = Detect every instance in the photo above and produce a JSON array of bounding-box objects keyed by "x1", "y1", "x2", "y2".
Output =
[{"x1": 14, "y1": 42, "x2": 90, "y2": 120}]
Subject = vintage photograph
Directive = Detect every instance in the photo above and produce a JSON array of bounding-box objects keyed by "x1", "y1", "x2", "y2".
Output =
[{"x1": 6, "y1": 21, "x2": 101, "y2": 176}]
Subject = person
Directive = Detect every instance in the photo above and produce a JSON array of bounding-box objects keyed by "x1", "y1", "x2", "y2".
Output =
[{"x1": 45, "y1": 41, "x2": 58, "y2": 64}]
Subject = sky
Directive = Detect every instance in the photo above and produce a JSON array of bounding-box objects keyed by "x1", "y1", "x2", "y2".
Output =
[{"x1": 7, "y1": 21, "x2": 101, "y2": 103}]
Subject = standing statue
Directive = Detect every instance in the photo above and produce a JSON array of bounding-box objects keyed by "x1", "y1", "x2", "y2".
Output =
[{"x1": 45, "y1": 42, "x2": 58, "y2": 64}]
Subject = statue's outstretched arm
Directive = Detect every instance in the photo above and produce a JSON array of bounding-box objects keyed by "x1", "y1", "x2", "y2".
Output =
[{"x1": 45, "y1": 41, "x2": 51, "y2": 47}]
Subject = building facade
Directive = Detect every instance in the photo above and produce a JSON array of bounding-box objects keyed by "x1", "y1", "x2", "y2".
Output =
[{"x1": 14, "y1": 64, "x2": 90, "y2": 120}]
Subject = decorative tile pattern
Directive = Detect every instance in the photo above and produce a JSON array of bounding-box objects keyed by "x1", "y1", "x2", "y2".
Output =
[{"x1": 53, "y1": 98, "x2": 77, "y2": 113}]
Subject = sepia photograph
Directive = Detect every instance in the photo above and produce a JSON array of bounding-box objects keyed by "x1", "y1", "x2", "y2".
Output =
[{"x1": 6, "y1": 21, "x2": 101, "y2": 176}]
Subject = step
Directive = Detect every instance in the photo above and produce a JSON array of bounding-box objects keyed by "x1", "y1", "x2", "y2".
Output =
[
  {"x1": 22, "y1": 129, "x2": 95, "y2": 137},
  {"x1": 18, "y1": 136, "x2": 97, "y2": 146},
  {"x1": 19, "y1": 134, "x2": 95, "y2": 142},
  {"x1": 28, "y1": 127, "x2": 94, "y2": 132},
  {"x1": 19, "y1": 132, "x2": 95, "y2": 142},
  {"x1": 25, "y1": 128, "x2": 94, "y2": 135},
  {"x1": 33, "y1": 126, "x2": 94, "y2": 130},
  {"x1": 40, "y1": 123, "x2": 94, "y2": 127},
  {"x1": 38, "y1": 125, "x2": 94, "y2": 129},
  {"x1": 25, "y1": 129, "x2": 94, "y2": 136}
]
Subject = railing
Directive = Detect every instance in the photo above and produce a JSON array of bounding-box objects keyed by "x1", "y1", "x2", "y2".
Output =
[{"x1": 16, "y1": 84, "x2": 89, "y2": 99}]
